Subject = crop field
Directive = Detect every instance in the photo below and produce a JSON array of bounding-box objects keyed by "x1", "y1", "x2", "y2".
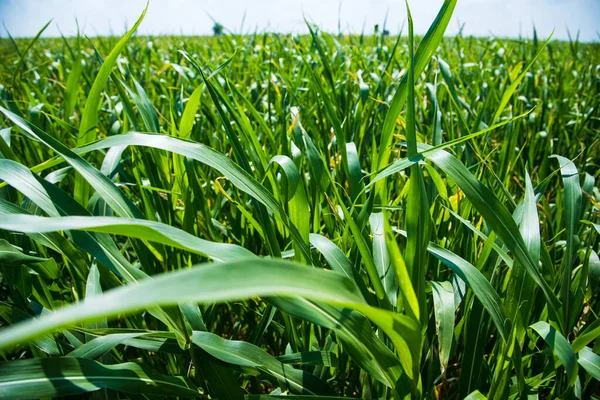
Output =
[{"x1": 0, "y1": 1, "x2": 599, "y2": 399}]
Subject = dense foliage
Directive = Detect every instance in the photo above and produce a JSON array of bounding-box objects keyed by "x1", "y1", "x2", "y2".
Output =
[{"x1": 0, "y1": 1, "x2": 598, "y2": 398}]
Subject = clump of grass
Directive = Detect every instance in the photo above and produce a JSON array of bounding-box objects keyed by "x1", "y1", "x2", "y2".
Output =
[{"x1": 0, "y1": 1, "x2": 598, "y2": 398}]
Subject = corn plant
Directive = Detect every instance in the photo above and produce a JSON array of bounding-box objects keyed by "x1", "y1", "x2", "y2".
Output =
[{"x1": 0, "y1": 1, "x2": 598, "y2": 398}]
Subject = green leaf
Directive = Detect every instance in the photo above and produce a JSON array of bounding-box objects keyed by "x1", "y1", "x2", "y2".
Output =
[
  {"x1": 425, "y1": 240, "x2": 509, "y2": 341},
  {"x1": 426, "y1": 148, "x2": 561, "y2": 316},
  {"x1": 179, "y1": 83, "x2": 203, "y2": 137},
  {"x1": 191, "y1": 331, "x2": 334, "y2": 394},
  {"x1": 395, "y1": 229, "x2": 509, "y2": 341},
  {"x1": 85, "y1": 263, "x2": 107, "y2": 333},
  {"x1": 0, "y1": 302, "x2": 60, "y2": 356},
  {"x1": 245, "y1": 396, "x2": 347, "y2": 400},
  {"x1": 0, "y1": 107, "x2": 144, "y2": 220},
  {"x1": 0, "y1": 214, "x2": 255, "y2": 263},
  {"x1": 268, "y1": 155, "x2": 300, "y2": 202},
  {"x1": 64, "y1": 51, "x2": 83, "y2": 119},
  {"x1": 309, "y1": 234, "x2": 354, "y2": 280},
  {"x1": 491, "y1": 34, "x2": 553, "y2": 124},
  {"x1": 0, "y1": 258, "x2": 417, "y2": 375},
  {"x1": 73, "y1": 132, "x2": 311, "y2": 261},
  {"x1": 369, "y1": 212, "x2": 395, "y2": 305},
  {"x1": 442, "y1": 206, "x2": 513, "y2": 268},
  {"x1": 578, "y1": 347, "x2": 600, "y2": 381},
  {"x1": 277, "y1": 351, "x2": 337, "y2": 367},
  {"x1": 384, "y1": 217, "x2": 420, "y2": 322},
  {"x1": 178, "y1": 52, "x2": 236, "y2": 138},
  {"x1": 0, "y1": 357, "x2": 198, "y2": 398},
  {"x1": 404, "y1": 2, "x2": 430, "y2": 328},
  {"x1": 530, "y1": 321, "x2": 578, "y2": 387},
  {"x1": 346, "y1": 142, "x2": 364, "y2": 202},
  {"x1": 552, "y1": 155, "x2": 583, "y2": 330},
  {"x1": 505, "y1": 171, "x2": 541, "y2": 338},
  {"x1": 0, "y1": 239, "x2": 49, "y2": 265},
  {"x1": 376, "y1": 0, "x2": 457, "y2": 177},
  {"x1": 73, "y1": 4, "x2": 147, "y2": 205},
  {"x1": 77, "y1": 4, "x2": 148, "y2": 145},
  {"x1": 68, "y1": 333, "x2": 145, "y2": 359},
  {"x1": 371, "y1": 109, "x2": 533, "y2": 186},
  {"x1": 269, "y1": 298, "x2": 406, "y2": 390},
  {"x1": 431, "y1": 281, "x2": 455, "y2": 372},
  {"x1": 464, "y1": 390, "x2": 487, "y2": 400}
]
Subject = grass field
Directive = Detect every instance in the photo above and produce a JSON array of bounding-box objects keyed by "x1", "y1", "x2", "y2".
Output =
[{"x1": 0, "y1": 1, "x2": 599, "y2": 398}]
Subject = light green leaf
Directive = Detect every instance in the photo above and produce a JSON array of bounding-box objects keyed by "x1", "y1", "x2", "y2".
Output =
[
  {"x1": 0, "y1": 214, "x2": 255, "y2": 263},
  {"x1": 0, "y1": 357, "x2": 198, "y2": 398},
  {"x1": 431, "y1": 281, "x2": 455, "y2": 372},
  {"x1": 530, "y1": 321, "x2": 578, "y2": 387}
]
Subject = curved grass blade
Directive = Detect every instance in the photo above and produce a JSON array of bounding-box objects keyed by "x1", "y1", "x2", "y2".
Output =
[
  {"x1": 309, "y1": 234, "x2": 353, "y2": 279},
  {"x1": 68, "y1": 333, "x2": 146, "y2": 359},
  {"x1": 442, "y1": 206, "x2": 513, "y2": 268},
  {"x1": 0, "y1": 357, "x2": 198, "y2": 398},
  {"x1": 245, "y1": 396, "x2": 347, "y2": 400},
  {"x1": 375, "y1": 0, "x2": 457, "y2": 177},
  {"x1": 404, "y1": 3, "x2": 430, "y2": 328},
  {"x1": 268, "y1": 155, "x2": 300, "y2": 202},
  {"x1": 277, "y1": 351, "x2": 337, "y2": 367},
  {"x1": 85, "y1": 263, "x2": 107, "y2": 334},
  {"x1": 0, "y1": 302, "x2": 60, "y2": 356},
  {"x1": 505, "y1": 171, "x2": 541, "y2": 338},
  {"x1": 191, "y1": 331, "x2": 334, "y2": 395},
  {"x1": 74, "y1": 4, "x2": 147, "y2": 204},
  {"x1": 0, "y1": 107, "x2": 144, "y2": 219},
  {"x1": 552, "y1": 155, "x2": 583, "y2": 330},
  {"x1": 370, "y1": 109, "x2": 533, "y2": 185},
  {"x1": 531, "y1": 321, "x2": 578, "y2": 387},
  {"x1": 73, "y1": 132, "x2": 311, "y2": 260},
  {"x1": 0, "y1": 258, "x2": 417, "y2": 371},
  {"x1": 426, "y1": 149, "x2": 561, "y2": 316},
  {"x1": 431, "y1": 281, "x2": 455, "y2": 373},
  {"x1": 426, "y1": 241, "x2": 509, "y2": 341},
  {"x1": 269, "y1": 298, "x2": 407, "y2": 390},
  {"x1": 0, "y1": 239, "x2": 49, "y2": 265},
  {"x1": 0, "y1": 214, "x2": 255, "y2": 263},
  {"x1": 491, "y1": 34, "x2": 553, "y2": 124},
  {"x1": 369, "y1": 212, "x2": 395, "y2": 306},
  {"x1": 0, "y1": 160, "x2": 191, "y2": 347},
  {"x1": 577, "y1": 347, "x2": 600, "y2": 381},
  {"x1": 394, "y1": 229, "x2": 508, "y2": 340},
  {"x1": 77, "y1": 4, "x2": 148, "y2": 145}
]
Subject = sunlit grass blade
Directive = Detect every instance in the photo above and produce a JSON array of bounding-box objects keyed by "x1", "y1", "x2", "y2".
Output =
[
  {"x1": 491, "y1": 34, "x2": 553, "y2": 124},
  {"x1": 0, "y1": 258, "x2": 417, "y2": 357},
  {"x1": 431, "y1": 281, "x2": 455, "y2": 373},
  {"x1": 375, "y1": 0, "x2": 457, "y2": 181},
  {"x1": 404, "y1": 2, "x2": 430, "y2": 333},
  {"x1": 191, "y1": 331, "x2": 335, "y2": 394},
  {"x1": 0, "y1": 214, "x2": 255, "y2": 262},
  {"x1": 426, "y1": 149, "x2": 562, "y2": 316},
  {"x1": 530, "y1": 321, "x2": 578, "y2": 388},
  {"x1": 577, "y1": 347, "x2": 600, "y2": 381},
  {"x1": 0, "y1": 357, "x2": 199, "y2": 398},
  {"x1": 74, "y1": 4, "x2": 148, "y2": 204},
  {"x1": 74, "y1": 132, "x2": 312, "y2": 260},
  {"x1": 77, "y1": 4, "x2": 148, "y2": 145}
]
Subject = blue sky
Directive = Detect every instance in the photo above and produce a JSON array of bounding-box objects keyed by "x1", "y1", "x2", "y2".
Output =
[{"x1": 0, "y1": 0, "x2": 598, "y2": 41}]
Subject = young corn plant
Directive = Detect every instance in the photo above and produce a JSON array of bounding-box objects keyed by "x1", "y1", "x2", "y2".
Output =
[{"x1": 0, "y1": 0, "x2": 598, "y2": 398}]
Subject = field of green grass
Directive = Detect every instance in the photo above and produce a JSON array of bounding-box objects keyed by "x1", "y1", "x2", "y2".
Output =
[{"x1": 0, "y1": 1, "x2": 599, "y2": 399}]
